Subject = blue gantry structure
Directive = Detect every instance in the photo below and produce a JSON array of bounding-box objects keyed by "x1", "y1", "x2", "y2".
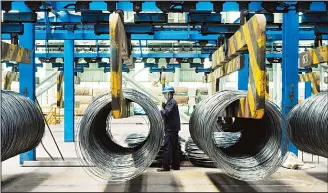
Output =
[{"x1": 1, "y1": 1, "x2": 328, "y2": 163}]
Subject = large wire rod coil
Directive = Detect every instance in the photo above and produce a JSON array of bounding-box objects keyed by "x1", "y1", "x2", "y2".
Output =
[
  {"x1": 189, "y1": 90, "x2": 289, "y2": 181},
  {"x1": 75, "y1": 88, "x2": 164, "y2": 183},
  {"x1": 286, "y1": 91, "x2": 328, "y2": 158},
  {"x1": 1, "y1": 90, "x2": 45, "y2": 161}
]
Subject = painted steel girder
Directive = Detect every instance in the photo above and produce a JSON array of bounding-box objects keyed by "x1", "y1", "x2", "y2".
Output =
[
  {"x1": 298, "y1": 72, "x2": 320, "y2": 94},
  {"x1": 211, "y1": 14, "x2": 267, "y2": 119},
  {"x1": 299, "y1": 45, "x2": 328, "y2": 67},
  {"x1": 110, "y1": 12, "x2": 132, "y2": 119},
  {"x1": 1, "y1": 41, "x2": 31, "y2": 64},
  {"x1": 56, "y1": 71, "x2": 64, "y2": 108},
  {"x1": 212, "y1": 55, "x2": 245, "y2": 79}
]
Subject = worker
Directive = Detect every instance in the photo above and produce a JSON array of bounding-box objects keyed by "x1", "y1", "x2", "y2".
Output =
[{"x1": 157, "y1": 85, "x2": 181, "y2": 172}]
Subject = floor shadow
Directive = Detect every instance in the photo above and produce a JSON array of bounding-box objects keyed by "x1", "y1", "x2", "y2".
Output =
[
  {"x1": 306, "y1": 172, "x2": 328, "y2": 183},
  {"x1": 1, "y1": 172, "x2": 50, "y2": 192},
  {"x1": 206, "y1": 172, "x2": 298, "y2": 192},
  {"x1": 103, "y1": 174, "x2": 146, "y2": 192},
  {"x1": 103, "y1": 170, "x2": 181, "y2": 192},
  {"x1": 124, "y1": 175, "x2": 145, "y2": 192},
  {"x1": 206, "y1": 172, "x2": 259, "y2": 192}
]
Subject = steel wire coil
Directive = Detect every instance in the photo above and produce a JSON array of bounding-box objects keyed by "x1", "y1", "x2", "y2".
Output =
[
  {"x1": 75, "y1": 88, "x2": 164, "y2": 183},
  {"x1": 286, "y1": 91, "x2": 328, "y2": 158},
  {"x1": 1, "y1": 90, "x2": 45, "y2": 161},
  {"x1": 189, "y1": 90, "x2": 289, "y2": 181}
]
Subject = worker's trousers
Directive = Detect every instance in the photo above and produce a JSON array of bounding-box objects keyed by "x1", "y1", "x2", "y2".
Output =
[{"x1": 162, "y1": 131, "x2": 180, "y2": 169}]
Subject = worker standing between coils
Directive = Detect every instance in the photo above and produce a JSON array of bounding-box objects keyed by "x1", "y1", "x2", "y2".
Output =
[{"x1": 157, "y1": 85, "x2": 181, "y2": 172}]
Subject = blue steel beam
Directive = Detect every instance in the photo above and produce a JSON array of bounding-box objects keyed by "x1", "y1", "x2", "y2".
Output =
[
  {"x1": 64, "y1": 40, "x2": 74, "y2": 142},
  {"x1": 314, "y1": 26, "x2": 328, "y2": 34},
  {"x1": 2, "y1": 30, "x2": 328, "y2": 40},
  {"x1": 11, "y1": 2, "x2": 327, "y2": 12},
  {"x1": 144, "y1": 63, "x2": 158, "y2": 68},
  {"x1": 76, "y1": 63, "x2": 89, "y2": 68},
  {"x1": 95, "y1": 24, "x2": 154, "y2": 35},
  {"x1": 195, "y1": 68, "x2": 212, "y2": 73},
  {"x1": 134, "y1": 13, "x2": 168, "y2": 23},
  {"x1": 167, "y1": 63, "x2": 181, "y2": 68},
  {"x1": 301, "y1": 14, "x2": 328, "y2": 24},
  {"x1": 36, "y1": 63, "x2": 43, "y2": 67},
  {"x1": 52, "y1": 63, "x2": 63, "y2": 68},
  {"x1": 3, "y1": 12, "x2": 37, "y2": 23},
  {"x1": 18, "y1": 2, "x2": 36, "y2": 165},
  {"x1": 1, "y1": 23, "x2": 24, "y2": 34},
  {"x1": 103, "y1": 67, "x2": 130, "y2": 73},
  {"x1": 304, "y1": 82, "x2": 312, "y2": 99},
  {"x1": 150, "y1": 67, "x2": 175, "y2": 73},
  {"x1": 98, "y1": 62, "x2": 109, "y2": 68},
  {"x1": 35, "y1": 53, "x2": 212, "y2": 58},
  {"x1": 190, "y1": 63, "x2": 204, "y2": 68},
  {"x1": 282, "y1": 5, "x2": 299, "y2": 156},
  {"x1": 58, "y1": 67, "x2": 85, "y2": 73},
  {"x1": 31, "y1": 53, "x2": 284, "y2": 60},
  {"x1": 188, "y1": 12, "x2": 221, "y2": 23}
]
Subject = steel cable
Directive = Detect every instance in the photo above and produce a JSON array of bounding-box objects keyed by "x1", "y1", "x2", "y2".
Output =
[
  {"x1": 1, "y1": 90, "x2": 45, "y2": 162},
  {"x1": 189, "y1": 90, "x2": 289, "y2": 181},
  {"x1": 34, "y1": 95, "x2": 65, "y2": 161},
  {"x1": 286, "y1": 91, "x2": 328, "y2": 158},
  {"x1": 75, "y1": 88, "x2": 164, "y2": 183}
]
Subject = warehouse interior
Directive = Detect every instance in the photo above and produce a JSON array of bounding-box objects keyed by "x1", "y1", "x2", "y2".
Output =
[{"x1": 1, "y1": 1, "x2": 328, "y2": 192}]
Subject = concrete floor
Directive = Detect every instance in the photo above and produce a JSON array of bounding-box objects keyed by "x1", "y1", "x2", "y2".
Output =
[{"x1": 2, "y1": 123, "x2": 328, "y2": 192}]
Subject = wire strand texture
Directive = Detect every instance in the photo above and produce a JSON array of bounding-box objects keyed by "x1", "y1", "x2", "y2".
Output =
[
  {"x1": 1, "y1": 90, "x2": 45, "y2": 162},
  {"x1": 189, "y1": 90, "x2": 290, "y2": 181},
  {"x1": 75, "y1": 88, "x2": 164, "y2": 183},
  {"x1": 287, "y1": 91, "x2": 328, "y2": 158}
]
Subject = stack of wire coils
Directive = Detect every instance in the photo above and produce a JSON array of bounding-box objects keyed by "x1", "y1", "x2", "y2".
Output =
[
  {"x1": 287, "y1": 91, "x2": 328, "y2": 158},
  {"x1": 1, "y1": 90, "x2": 45, "y2": 161},
  {"x1": 185, "y1": 137, "x2": 215, "y2": 168},
  {"x1": 189, "y1": 90, "x2": 289, "y2": 181},
  {"x1": 75, "y1": 89, "x2": 164, "y2": 183},
  {"x1": 185, "y1": 132, "x2": 241, "y2": 168},
  {"x1": 123, "y1": 134, "x2": 185, "y2": 167}
]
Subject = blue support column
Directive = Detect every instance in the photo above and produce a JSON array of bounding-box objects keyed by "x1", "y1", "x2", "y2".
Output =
[
  {"x1": 304, "y1": 82, "x2": 312, "y2": 99},
  {"x1": 238, "y1": 54, "x2": 249, "y2": 90},
  {"x1": 18, "y1": 4, "x2": 36, "y2": 165},
  {"x1": 64, "y1": 40, "x2": 75, "y2": 142},
  {"x1": 282, "y1": 5, "x2": 299, "y2": 156}
]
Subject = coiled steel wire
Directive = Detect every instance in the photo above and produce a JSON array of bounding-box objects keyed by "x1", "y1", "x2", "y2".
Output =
[
  {"x1": 190, "y1": 90, "x2": 289, "y2": 181},
  {"x1": 1, "y1": 90, "x2": 45, "y2": 161},
  {"x1": 286, "y1": 91, "x2": 328, "y2": 158},
  {"x1": 75, "y1": 88, "x2": 164, "y2": 183}
]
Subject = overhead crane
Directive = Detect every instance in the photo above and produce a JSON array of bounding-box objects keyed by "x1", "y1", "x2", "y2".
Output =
[{"x1": 1, "y1": 1, "x2": 328, "y2": 162}]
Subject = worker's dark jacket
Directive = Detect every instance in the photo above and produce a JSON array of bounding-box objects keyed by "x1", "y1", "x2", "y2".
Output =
[{"x1": 160, "y1": 98, "x2": 181, "y2": 132}]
